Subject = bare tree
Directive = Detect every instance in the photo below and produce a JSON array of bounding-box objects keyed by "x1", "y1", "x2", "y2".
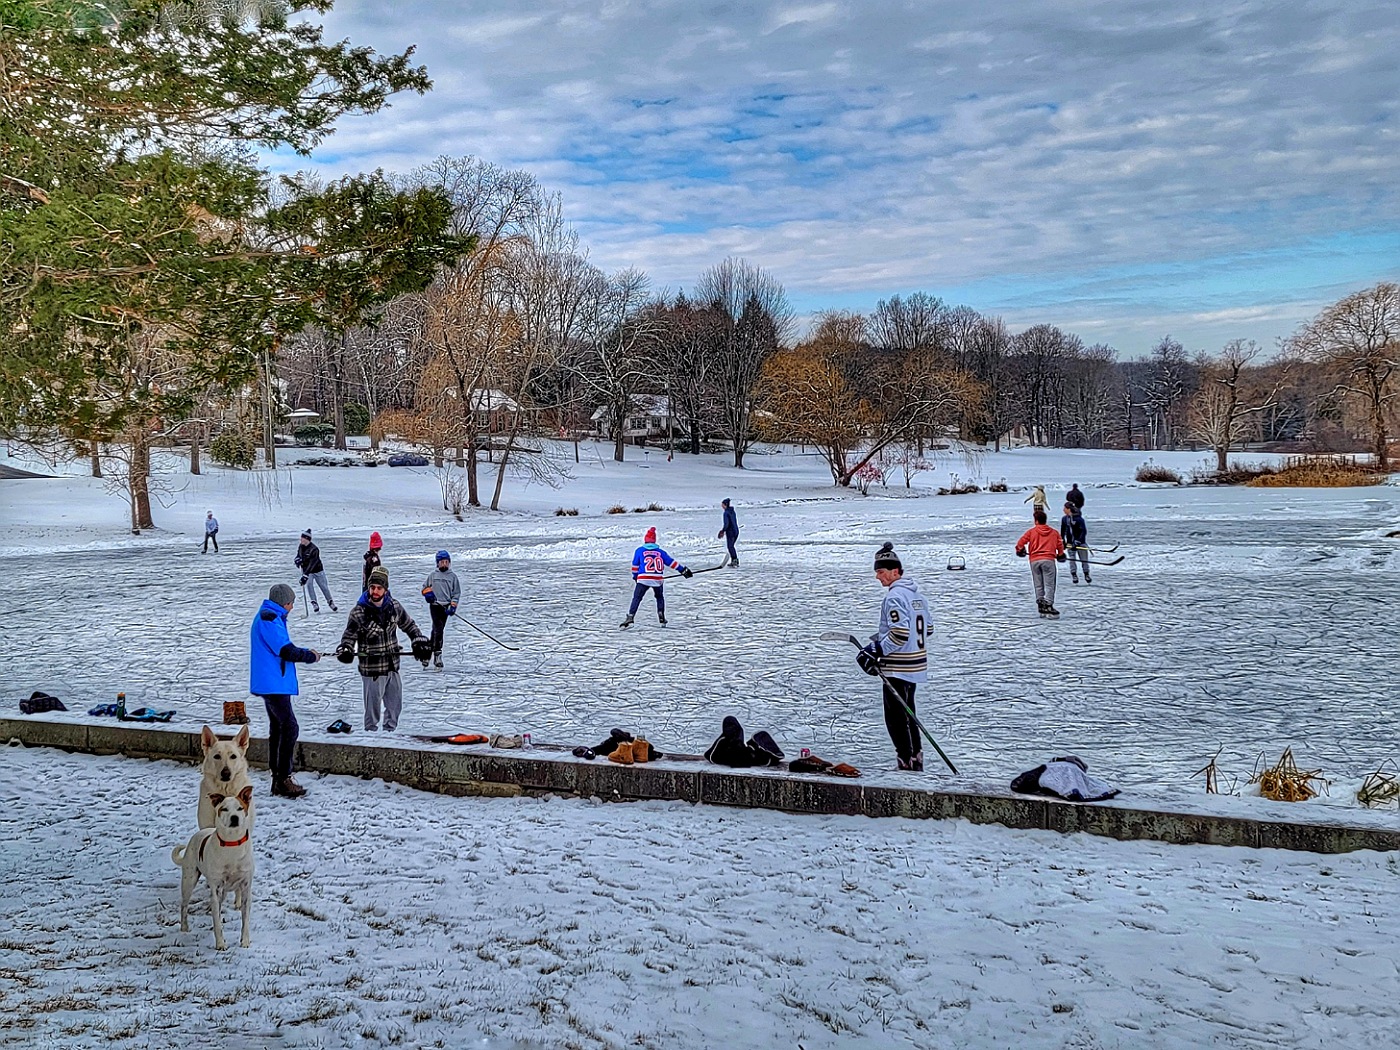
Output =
[
  {"x1": 575, "y1": 268, "x2": 660, "y2": 463},
  {"x1": 695, "y1": 258, "x2": 794, "y2": 467},
  {"x1": 1291, "y1": 282, "x2": 1400, "y2": 468},
  {"x1": 1143, "y1": 336, "x2": 1197, "y2": 450},
  {"x1": 1189, "y1": 340, "x2": 1285, "y2": 471}
]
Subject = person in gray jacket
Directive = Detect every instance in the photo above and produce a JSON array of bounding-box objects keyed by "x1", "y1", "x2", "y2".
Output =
[{"x1": 420, "y1": 549, "x2": 461, "y2": 669}]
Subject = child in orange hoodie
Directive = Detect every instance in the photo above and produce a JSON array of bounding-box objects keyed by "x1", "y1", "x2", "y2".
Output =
[{"x1": 1016, "y1": 508, "x2": 1067, "y2": 618}]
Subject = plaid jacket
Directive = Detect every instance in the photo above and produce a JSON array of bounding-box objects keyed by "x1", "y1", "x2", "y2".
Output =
[{"x1": 339, "y1": 592, "x2": 424, "y2": 678}]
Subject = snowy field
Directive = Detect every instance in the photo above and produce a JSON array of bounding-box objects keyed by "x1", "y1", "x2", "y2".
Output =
[
  {"x1": 3, "y1": 442, "x2": 1400, "y2": 1047},
  {"x1": 3, "y1": 744, "x2": 1399, "y2": 1049},
  {"x1": 2, "y1": 441, "x2": 1398, "y2": 795}
]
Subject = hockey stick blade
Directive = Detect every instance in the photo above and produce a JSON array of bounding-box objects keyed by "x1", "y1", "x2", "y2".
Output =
[
  {"x1": 819, "y1": 631, "x2": 861, "y2": 645},
  {"x1": 1085, "y1": 555, "x2": 1124, "y2": 566},
  {"x1": 453, "y1": 616, "x2": 520, "y2": 651}
]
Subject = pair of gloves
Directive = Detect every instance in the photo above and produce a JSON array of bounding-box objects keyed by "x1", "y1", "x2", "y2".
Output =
[
  {"x1": 421, "y1": 587, "x2": 459, "y2": 614},
  {"x1": 1015, "y1": 550, "x2": 1069, "y2": 563},
  {"x1": 336, "y1": 638, "x2": 434, "y2": 663}
]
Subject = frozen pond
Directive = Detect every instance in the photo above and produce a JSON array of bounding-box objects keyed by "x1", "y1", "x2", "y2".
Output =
[{"x1": 9, "y1": 471, "x2": 1399, "y2": 793}]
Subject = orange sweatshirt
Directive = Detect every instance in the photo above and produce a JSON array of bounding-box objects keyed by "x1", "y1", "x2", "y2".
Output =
[{"x1": 1016, "y1": 523, "x2": 1065, "y2": 563}]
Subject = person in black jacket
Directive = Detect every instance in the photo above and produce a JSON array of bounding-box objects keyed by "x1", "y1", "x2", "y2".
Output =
[
  {"x1": 1060, "y1": 501, "x2": 1090, "y2": 584},
  {"x1": 294, "y1": 530, "x2": 337, "y2": 612},
  {"x1": 1066, "y1": 483, "x2": 1085, "y2": 510}
]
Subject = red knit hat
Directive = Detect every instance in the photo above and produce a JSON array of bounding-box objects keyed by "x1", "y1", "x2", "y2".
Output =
[
  {"x1": 369, "y1": 531, "x2": 383, "y2": 550},
  {"x1": 644, "y1": 527, "x2": 656, "y2": 543}
]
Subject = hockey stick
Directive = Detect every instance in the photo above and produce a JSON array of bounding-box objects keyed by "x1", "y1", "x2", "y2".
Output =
[
  {"x1": 1067, "y1": 544, "x2": 1118, "y2": 555},
  {"x1": 452, "y1": 614, "x2": 520, "y2": 652},
  {"x1": 819, "y1": 631, "x2": 958, "y2": 773},
  {"x1": 665, "y1": 560, "x2": 730, "y2": 579},
  {"x1": 1066, "y1": 547, "x2": 1124, "y2": 566}
]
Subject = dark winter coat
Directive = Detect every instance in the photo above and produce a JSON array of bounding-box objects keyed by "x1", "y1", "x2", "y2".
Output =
[
  {"x1": 1066, "y1": 486, "x2": 1085, "y2": 510},
  {"x1": 295, "y1": 541, "x2": 325, "y2": 575},
  {"x1": 362, "y1": 549, "x2": 382, "y2": 590},
  {"x1": 250, "y1": 599, "x2": 318, "y2": 695},
  {"x1": 339, "y1": 591, "x2": 424, "y2": 678},
  {"x1": 705, "y1": 716, "x2": 756, "y2": 768},
  {"x1": 1060, "y1": 511, "x2": 1087, "y2": 548},
  {"x1": 721, "y1": 505, "x2": 739, "y2": 538}
]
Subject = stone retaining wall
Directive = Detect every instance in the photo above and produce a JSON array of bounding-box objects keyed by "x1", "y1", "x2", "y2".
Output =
[{"x1": 4, "y1": 718, "x2": 1396, "y2": 854}]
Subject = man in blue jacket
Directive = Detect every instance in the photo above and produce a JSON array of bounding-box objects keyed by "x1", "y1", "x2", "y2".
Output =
[
  {"x1": 717, "y1": 498, "x2": 740, "y2": 567},
  {"x1": 249, "y1": 582, "x2": 321, "y2": 798}
]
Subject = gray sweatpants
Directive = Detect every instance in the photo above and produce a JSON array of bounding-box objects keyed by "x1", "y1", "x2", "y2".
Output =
[
  {"x1": 361, "y1": 672, "x2": 403, "y2": 732},
  {"x1": 304, "y1": 571, "x2": 334, "y2": 607},
  {"x1": 1031, "y1": 560, "x2": 1057, "y2": 606},
  {"x1": 1068, "y1": 546, "x2": 1090, "y2": 581}
]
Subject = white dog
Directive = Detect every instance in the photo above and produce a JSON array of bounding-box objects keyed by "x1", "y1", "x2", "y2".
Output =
[
  {"x1": 172, "y1": 787, "x2": 255, "y2": 949},
  {"x1": 199, "y1": 724, "x2": 253, "y2": 830}
]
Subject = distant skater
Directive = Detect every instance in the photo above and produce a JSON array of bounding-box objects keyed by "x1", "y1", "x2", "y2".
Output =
[
  {"x1": 1066, "y1": 483, "x2": 1085, "y2": 511},
  {"x1": 362, "y1": 531, "x2": 383, "y2": 591},
  {"x1": 717, "y1": 498, "x2": 740, "y2": 567},
  {"x1": 621, "y1": 527, "x2": 691, "y2": 628},
  {"x1": 202, "y1": 511, "x2": 219, "y2": 553},
  {"x1": 421, "y1": 550, "x2": 460, "y2": 669},
  {"x1": 1016, "y1": 508, "x2": 1066, "y2": 618},
  {"x1": 1060, "y1": 501, "x2": 1090, "y2": 585},
  {"x1": 295, "y1": 529, "x2": 337, "y2": 612},
  {"x1": 1024, "y1": 485, "x2": 1048, "y2": 515}
]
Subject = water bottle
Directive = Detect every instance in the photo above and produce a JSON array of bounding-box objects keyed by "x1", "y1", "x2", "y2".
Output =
[
  {"x1": 116, "y1": 692, "x2": 126, "y2": 720},
  {"x1": 522, "y1": 733, "x2": 532, "y2": 750}
]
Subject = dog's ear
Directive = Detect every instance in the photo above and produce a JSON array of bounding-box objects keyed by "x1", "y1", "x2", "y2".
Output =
[
  {"x1": 209, "y1": 792, "x2": 226, "y2": 807},
  {"x1": 237, "y1": 785, "x2": 254, "y2": 807},
  {"x1": 234, "y1": 725, "x2": 250, "y2": 750},
  {"x1": 201, "y1": 725, "x2": 217, "y2": 751}
]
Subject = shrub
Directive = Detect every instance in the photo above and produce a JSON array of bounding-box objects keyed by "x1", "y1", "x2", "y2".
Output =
[
  {"x1": 210, "y1": 430, "x2": 257, "y2": 469},
  {"x1": 606, "y1": 504, "x2": 627, "y2": 514},
  {"x1": 852, "y1": 462, "x2": 884, "y2": 495},
  {"x1": 554, "y1": 507, "x2": 580, "y2": 516},
  {"x1": 647, "y1": 502, "x2": 664, "y2": 512},
  {"x1": 1247, "y1": 456, "x2": 1384, "y2": 488},
  {"x1": 294, "y1": 422, "x2": 334, "y2": 446},
  {"x1": 1188, "y1": 462, "x2": 1277, "y2": 486},
  {"x1": 1135, "y1": 462, "x2": 1181, "y2": 484},
  {"x1": 988, "y1": 479, "x2": 1008, "y2": 493},
  {"x1": 633, "y1": 507, "x2": 647, "y2": 513},
  {"x1": 343, "y1": 402, "x2": 371, "y2": 436}
]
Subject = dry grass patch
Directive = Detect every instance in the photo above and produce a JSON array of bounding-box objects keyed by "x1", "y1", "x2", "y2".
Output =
[{"x1": 1246, "y1": 456, "x2": 1384, "y2": 487}]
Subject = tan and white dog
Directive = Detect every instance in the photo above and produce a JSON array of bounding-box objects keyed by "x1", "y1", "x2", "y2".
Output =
[
  {"x1": 172, "y1": 786, "x2": 255, "y2": 949},
  {"x1": 199, "y1": 725, "x2": 253, "y2": 830}
]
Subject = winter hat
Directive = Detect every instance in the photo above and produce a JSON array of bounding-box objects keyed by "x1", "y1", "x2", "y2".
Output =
[
  {"x1": 369, "y1": 531, "x2": 383, "y2": 550},
  {"x1": 874, "y1": 541, "x2": 902, "y2": 571},
  {"x1": 436, "y1": 549, "x2": 450, "y2": 563},
  {"x1": 368, "y1": 566, "x2": 389, "y2": 589},
  {"x1": 721, "y1": 498, "x2": 731, "y2": 507},
  {"x1": 269, "y1": 583, "x2": 296, "y2": 607},
  {"x1": 644, "y1": 527, "x2": 657, "y2": 543},
  {"x1": 301, "y1": 529, "x2": 312, "y2": 540}
]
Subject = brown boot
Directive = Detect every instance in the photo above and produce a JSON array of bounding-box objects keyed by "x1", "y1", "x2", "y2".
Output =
[
  {"x1": 608, "y1": 740, "x2": 635, "y2": 765},
  {"x1": 223, "y1": 700, "x2": 249, "y2": 725},
  {"x1": 632, "y1": 736, "x2": 650, "y2": 763},
  {"x1": 274, "y1": 776, "x2": 307, "y2": 798}
]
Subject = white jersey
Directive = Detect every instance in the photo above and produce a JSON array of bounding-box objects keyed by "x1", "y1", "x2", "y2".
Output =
[{"x1": 872, "y1": 577, "x2": 928, "y2": 684}]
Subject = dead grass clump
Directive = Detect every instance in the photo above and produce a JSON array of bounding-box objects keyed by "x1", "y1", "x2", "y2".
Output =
[
  {"x1": 606, "y1": 504, "x2": 627, "y2": 514},
  {"x1": 1189, "y1": 461, "x2": 1278, "y2": 485},
  {"x1": 1247, "y1": 456, "x2": 1384, "y2": 488},
  {"x1": 1135, "y1": 462, "x2": 1181, "y2": 484},
  {"x1": 554, "y1": 507, "x2": 580, "y2": 516},
  {"x1": 1250, "y1": 748, "x2": 1327, "y2": 802},
  {"x1": 1356, "y1": 760, "x2": 1399, "y2": 809}
]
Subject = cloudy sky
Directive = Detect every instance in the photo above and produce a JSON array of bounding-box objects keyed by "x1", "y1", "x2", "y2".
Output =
[{"x1": 294, "y1": 1, "x2": 1400, "y2": 356}]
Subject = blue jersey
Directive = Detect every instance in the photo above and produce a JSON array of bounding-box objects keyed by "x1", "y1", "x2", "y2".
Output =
[{"x1": 631, "y1": 544, "x2": 683, "y2": 586}]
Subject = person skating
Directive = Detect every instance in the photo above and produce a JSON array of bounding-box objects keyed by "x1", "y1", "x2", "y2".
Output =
[
  {"x1": 249, "y1": 583, "x2": 321, "y2": 798},
  {"x1": 1066, "y1": 483, "x2": 1085, "y2": 511},
  {"x1": 295, "y1": 530, "x2": 337, "y2": 612},
  {"x1": 421, "y1": 550, "x2": 460, "y2": 669},
  {"x1": 717, "y1": 498, "x2": 740, "y2": 567},
  {"x1": 1060, "y1": 501, "x2": 1091, "y2": 585},
  {"x1": 1016, "y1": 508, "x2": 1067, "y2": 617},
  {"x1": 858, "y1": 542, "x2": 929, "y2": 771},
  {"x1": 337, "y1": 566, "x2": 432, "y2": 732},
  {"x1": 621, "y1": 527, "x2": 691, "y2": 628},
  {"x1": 362, "y1": 531, "x2": 383, "y2": 591},
  {"x1": 1023, "y1": 485, "x2": 1048, "y2": 515},
  {"x1": 202, "y1": 511, "x2": 219, "y2": 553}
]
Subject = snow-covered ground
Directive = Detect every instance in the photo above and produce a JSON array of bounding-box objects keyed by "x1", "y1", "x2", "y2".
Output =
[
  {"x1": 4, "y1": 744, "x2": 1399, "y2": 1049},
  {"x1": 4, "y1": 442, "x2": 1400, "y2": 1046}
]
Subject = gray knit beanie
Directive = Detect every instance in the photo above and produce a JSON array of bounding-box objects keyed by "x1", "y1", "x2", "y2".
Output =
[{"x1": 269, "y1": 583, "x2": 296, "y2": 607}]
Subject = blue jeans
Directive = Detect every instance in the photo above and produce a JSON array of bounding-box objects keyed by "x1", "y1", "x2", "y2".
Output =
[
  {"x1": 627, "y1": 582, "x2": 664, "y2": 618},
  {"x1": 724, "y1": 535, "x2": 738, "y2": 563}
]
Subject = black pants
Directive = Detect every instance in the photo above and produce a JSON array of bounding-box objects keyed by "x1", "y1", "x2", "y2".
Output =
[
  {"x1": 429, "y1": 604, "x2": 449, "y2": 653},
  {"x1": 725, "y1": 534, "x2": 738, "y2": 562},
  {"x1": 881, "y1": 678, "x2": 920, "y2": 764},
  {"x1": 260, "y1": 694, "x2": 298, "y2": 780},
  {"x1": 202, "y1": 530, "x2": 218, "y2": 552}
]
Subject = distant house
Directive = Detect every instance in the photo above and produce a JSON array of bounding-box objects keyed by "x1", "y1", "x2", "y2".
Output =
[
  {"x1": 589, "y1": 395, "x2": 676, "y2": 445},
  {"x1": 437, "y1": 388, "x2": 528, "y2": 435}
]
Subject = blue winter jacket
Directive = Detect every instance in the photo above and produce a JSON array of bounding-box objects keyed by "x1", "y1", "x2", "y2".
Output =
[
  {"x1": 249, "y1": 598, "x2": 318, "y2": 696},
  {"x1": 721, "y1": 505, "x2": 739, "y2": 538}
]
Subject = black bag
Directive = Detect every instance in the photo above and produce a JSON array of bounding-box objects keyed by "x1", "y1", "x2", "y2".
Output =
[{"x1": 20, "y1": 691, "x2": 66, "y2": 715}]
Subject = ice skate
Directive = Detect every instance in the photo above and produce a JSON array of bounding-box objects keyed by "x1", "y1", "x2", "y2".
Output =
[{"x1": 620, "y1": 614, "x2": 634, "y2": 629}]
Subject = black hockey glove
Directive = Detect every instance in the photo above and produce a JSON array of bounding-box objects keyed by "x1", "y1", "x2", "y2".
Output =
[
  {"x1": 856, "y1": 643, "x2": 882, "y2": 677},
  {"x1": 299, "y1": 575, "x2": 308, "y2": 586},
  {"x1": 1055, "y1": 553, "x2": 1067, "y2": 563},
  {"x1": 1015, "y1": 548, "x2": 1027, "y2": 558},
  {"x1": 681, "y1": 567, "x2": 694, "y2": 578},
  {"x1": 411, "y1": 637, "x2": 433, "y2": 661},
  {"x1": 335, "y1": 646, "x2": 355, "y2": 664}
]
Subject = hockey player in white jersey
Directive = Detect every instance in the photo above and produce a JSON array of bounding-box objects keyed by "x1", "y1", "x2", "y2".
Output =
[{"x1": 857, "y1": 541, "x2": 929, "y2": 771}]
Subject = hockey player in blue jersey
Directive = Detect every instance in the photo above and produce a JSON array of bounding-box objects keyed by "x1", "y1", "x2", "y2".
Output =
[
  {"x1": 858, "y1": 541, "x2": 930, "y2": 771},
  {"x1": 621, "y1": 526, "x2": 692, "y2": 628}
]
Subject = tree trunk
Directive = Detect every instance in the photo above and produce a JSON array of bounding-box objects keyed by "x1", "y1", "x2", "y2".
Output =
[
  {"x1": 466, "y1": 446, "x2": 480, "y2": 506},
  {"x1": 333, "y1": 337, "x2": 348, "y2": 451},
  {"x1": 90, "y1": 443, "x2": 102, "y2": 478},
  {"x1": 1215, "y1": 443, "x2": 1228, "y2": 472},
  {"x1": 189, "y1": 425, "x2": 201, "y2": 475},
  {"x1": 130, "y1": 435, "x2": 155, "y2": 531}
]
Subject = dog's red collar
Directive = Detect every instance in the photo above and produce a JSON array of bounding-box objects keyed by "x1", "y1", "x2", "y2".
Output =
[{"x1": 216, "y1": 833, "x2": 249, "y2": 847}]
